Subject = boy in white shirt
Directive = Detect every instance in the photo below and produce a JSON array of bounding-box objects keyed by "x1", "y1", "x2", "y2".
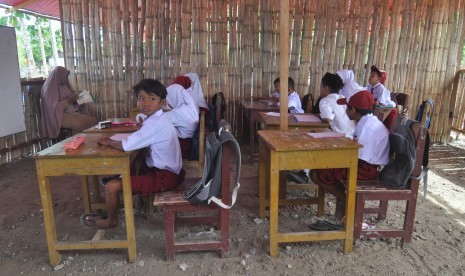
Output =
[
  {"x1": 311, "y1": 91, "x2": 389, "y2": 199},
  {"x1": 276, "y1": 77, "x2": 304, "y2": 113},
  {"x1": 367, "y1": 65, "x2": 398, "y2": 129},
  {"x1": 83, "y1": 79, "x2": 184, "y2": 229},
  {"x1": 319, "y1": 72, "x2": 355, "y2": 137}
]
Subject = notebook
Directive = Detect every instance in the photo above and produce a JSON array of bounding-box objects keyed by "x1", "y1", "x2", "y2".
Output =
[
  {"x1": 294, "y1": 114, "x2": 322, "y2": 123},
  {"x1": 307, "y1": 131, "x2": 345, "y2": 139},
  {"x1": 265, "y1": 112, "x2": 281, "y2": 117}
]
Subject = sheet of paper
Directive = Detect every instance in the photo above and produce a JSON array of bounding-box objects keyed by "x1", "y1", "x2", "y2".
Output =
[
  {"x1": 294, "y1": 114, "x2": 322, "y2": 123},
  {"x1": 265, "y1": 112, "x2": 281, "y2": 117},
  {"x1": 76, "y1": 90, "x2": 94, "y2": 105},
  {"x1": 110, "y1": 133, "x2": 131, "y2": 141},
  {"x1": 307, "y1": 131, "x2": 346, "y2": 139}
]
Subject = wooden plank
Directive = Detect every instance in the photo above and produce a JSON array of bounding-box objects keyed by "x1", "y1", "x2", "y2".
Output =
[
  {"x1": 279, "y1": 0, "x2": 289, "y2": 130},
  {"x1": 92, "y1": 230, "x2": 106, "y2": 241},
  {"x1": 278, "y1": 231, "x2": 346, "y2": 243},
  {"x1": 55, "y1": 240, "x2": 128, "y2": 250}
]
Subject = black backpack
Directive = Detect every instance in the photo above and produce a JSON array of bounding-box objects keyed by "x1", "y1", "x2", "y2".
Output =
[
  {"x1": 184, "y1": 120, "x2": 241, "y2": 208},
  {"x1": 379, "y1": 116, "x2": 417, "y2": 189}
]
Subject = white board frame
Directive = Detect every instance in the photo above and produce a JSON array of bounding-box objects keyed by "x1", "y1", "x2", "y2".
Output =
[{"x1": 0, "y1": 26, "x2": 26, "y2": 137}]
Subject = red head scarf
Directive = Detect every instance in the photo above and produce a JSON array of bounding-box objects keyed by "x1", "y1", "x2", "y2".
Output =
[{"x1": 172, "y1": 76, "x2": 192, "y2": 89}]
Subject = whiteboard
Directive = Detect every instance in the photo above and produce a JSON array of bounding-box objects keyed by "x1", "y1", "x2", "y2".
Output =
[{"x1": 0, "y1": 26, "x2": 26, "y2": 137}]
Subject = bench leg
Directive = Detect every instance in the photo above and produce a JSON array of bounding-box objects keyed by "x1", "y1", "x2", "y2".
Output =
[
  {"x1": 165, "y1": 208, "x2": 176, "y2": 261},
  {"x1": 144, "y1": 194, "x2": 154, "y2": 219},
  {"x1": 220, "y1": 208, "x2": 230, "y2": 258},
  {"x1": 354, "y1": 193, "x2": 365, "y2": 241},
  {"x1": 317, "y1": 186, "x2": 325, "y2": 217}
]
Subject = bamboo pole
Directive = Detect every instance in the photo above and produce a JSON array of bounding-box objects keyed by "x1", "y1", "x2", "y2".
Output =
[{"x1": 280, "y1": 0, "x2": 289, "y2": 130}]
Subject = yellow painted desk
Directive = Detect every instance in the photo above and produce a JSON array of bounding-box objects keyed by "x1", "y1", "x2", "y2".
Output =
[
  {"x1": 258, "y1": 129, "x2": 361, "y2": 256},
  {"x1": 34, "y1": 133, "x2": 138, "y2": 266},
  {"x1": 84, "y1": 118, "x2": 140, "y2": 133},
  {"x1": 259, "y1": 112, "x2": 329, "y2": 130},
  {"x1": 241, "y1": 100, "x2": 279, "y2": 160}
]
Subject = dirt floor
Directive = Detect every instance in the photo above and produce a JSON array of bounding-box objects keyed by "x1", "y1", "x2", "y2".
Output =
[{"x1": 1, "y1": 140, "x2": 465, "y2": 276}]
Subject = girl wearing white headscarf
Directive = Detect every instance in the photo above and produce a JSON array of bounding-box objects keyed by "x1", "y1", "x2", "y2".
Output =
[
  {"x1": 336, "y1": 69, "x2": 366, "y2": 100},
  {"x1": 185, "y1": 73, "x2": 209, "y2": 111},
  {"x1": 164, "y1": 84, "x2": 199, "y2": 158}
]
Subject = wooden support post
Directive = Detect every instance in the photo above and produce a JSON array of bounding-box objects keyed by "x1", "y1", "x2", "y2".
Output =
[{"x1": 279, "y1": 0, "x2": 289, "y2": 130}]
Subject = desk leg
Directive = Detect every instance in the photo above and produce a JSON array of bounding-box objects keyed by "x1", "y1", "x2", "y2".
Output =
[
  {"x1": 259, "y1": 142, "x2": 266, "y2": 218},
  {"x1": 269, "y1": 152, "x2": 279, "y2": 257},
  {"x1": 91, "y1": 175, "x2": 101, "y2": 206},
  {"x1": 343, "y1": 152, "x2": 358, "y2": 254},
  {"x1": 36, "y1": 161, "x2": 60, "y2": 266},
  {"x1": 121, "y1": 160, "x2": 137, "y2": 263},
  {"x1": 81, "y1": 176, "x2": 91, "y2": 214}
]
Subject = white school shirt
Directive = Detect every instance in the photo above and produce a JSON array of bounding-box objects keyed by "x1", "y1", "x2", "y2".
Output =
[
  {"x1": 278, "y1": 91, "x2": 304, "y2": 113},
  {"x1": 354, "y1": 113, "x2": 390, "y2": 166},
  {"x1": 271, "y1": 91, "x2": 280, "y2": 99},
  {"x1": 122, "y1": 109, "x2": 182, "y2": 174},
  {"x1": 319, "y1": 93, "x2": 356, "y2": 137},
  {"x1": 185, "y1": 72, "x2": 209, "y2": 110},
  {"x1": 366, "y1": 83, "x2": 396, "y2": 107},
  {"x1": 164, "y1": 84, "x2": 199, "y2": 139}
]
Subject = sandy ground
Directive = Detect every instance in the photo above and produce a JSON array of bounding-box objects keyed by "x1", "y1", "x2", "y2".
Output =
[{"x1": 0, "y1": 142, "x2": 465, "y2": 276}]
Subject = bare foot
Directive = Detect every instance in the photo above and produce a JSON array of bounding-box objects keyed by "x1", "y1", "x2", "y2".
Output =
[{"x1": 94, "y1": 218, "x2": 119, "y2": 229}]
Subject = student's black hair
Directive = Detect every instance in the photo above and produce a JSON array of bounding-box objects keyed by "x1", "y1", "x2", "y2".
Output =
[
  {"x1": 347, "y1": 104, "x2": 372, "y2": 116},
  {"x1": 321, "y1": 83, "x2": 339, "y2": 94},
  {"x1": 273, "y1": 77, "x2": 295, "y2": 90},
  {"x1": 288, "y1": 77, "x2": 295, "y2": 90},
  {"x1": 133, "y1": 79, "x2": 167, "y2": 99}
]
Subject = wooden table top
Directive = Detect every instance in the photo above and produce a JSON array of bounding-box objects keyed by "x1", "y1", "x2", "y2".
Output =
[
  {"x1": 34, "y1": 133, "x2": 132, "y2": 159},
  {"x1": 241, "y1": 99, "x2": 280, "y2": 111},
  {"x1": 84, "y1": 118, "x2": 140, "y2": 133},
  {"x1": 259, "y1": 112, "x2": 329, "y2": 128},
  {"x1": 257, "y1": 129, "x2": 362, "y2": 152}
]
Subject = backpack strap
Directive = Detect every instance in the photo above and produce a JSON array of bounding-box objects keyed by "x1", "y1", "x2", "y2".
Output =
[{"x1": 208, "y1": 123, "x2": 242, "y2": 209}]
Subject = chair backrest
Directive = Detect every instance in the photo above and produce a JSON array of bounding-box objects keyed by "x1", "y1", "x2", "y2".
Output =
[{"x1": 391, "y1": 92, "x2": 409, "y2": 116}]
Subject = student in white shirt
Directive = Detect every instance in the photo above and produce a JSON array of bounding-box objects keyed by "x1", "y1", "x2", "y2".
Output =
[
  {"x1": 366, "y1": 65, "x2": 398, "y2": 130},
  {"x1": 276, "y1": 77, "x2": 304, "y2": 113},
  {"x1": 83, "y1": 79, "x2": 184, "y2": 229},
  {"x1": 336, "y1": 69, "x2": 366, "y2": 99},
  {"x1": 311, "y1": 91, "x2": 389, "y2": 197},
  {"x1": 172, "y1": 73, "x2": 209, "y2": 113},
  {"x1": 318, "y1": 72, "x2": 356, "y2": 137},
  {"x1": 164, "y1": 84, "x2": 199, "y2": 158}
]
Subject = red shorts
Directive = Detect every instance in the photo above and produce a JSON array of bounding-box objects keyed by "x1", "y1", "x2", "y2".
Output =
[
  {"x1": 314, "y1": 160, "x2": 379, "y2": 185},
  {"x1": 179, "y1": 138, "x2": 192, "y2": 159},
  {"x1": 130, "y1": 164, "x2": 184, "y2": 196}
]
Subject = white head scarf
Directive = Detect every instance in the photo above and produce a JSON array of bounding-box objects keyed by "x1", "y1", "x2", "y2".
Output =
[
  {"x1": 165, "y1": 84, "x2": 199, "y2": 138},
  {"x1": 185, "y1": 72, "x2": 209, "y2": 110},
  {"x1": 336, "y1": 69, "x2": 366, "y2": 100}
]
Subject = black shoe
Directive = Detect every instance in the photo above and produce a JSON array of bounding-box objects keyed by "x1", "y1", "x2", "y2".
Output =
[{"x1": 287, "y1": 170, "x2": 309, "y2": 184}]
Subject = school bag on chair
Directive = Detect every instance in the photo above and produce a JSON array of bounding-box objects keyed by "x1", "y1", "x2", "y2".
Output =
[
  {"x1": 184, "y1": 120, "x2": 241, "y2": 209},
  {"x1": 379, "y1": 116, "x2": 418, "y2": 189},
  {"x1": 415, "y1": 99, "x2": 434, "y2": 197}
]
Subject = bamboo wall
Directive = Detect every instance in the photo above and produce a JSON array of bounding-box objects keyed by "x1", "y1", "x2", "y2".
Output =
[
  {"x1": 59, "y1": 0, "x2": 465, "y2": 143},
  {"x1": 452, "y1": 69, "x2": 465, "y2": 133}
]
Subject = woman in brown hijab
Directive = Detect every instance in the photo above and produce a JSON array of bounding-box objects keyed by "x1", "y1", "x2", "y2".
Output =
[{"x1": 40, "y1": 66, "x2": 97, "y2": 139}]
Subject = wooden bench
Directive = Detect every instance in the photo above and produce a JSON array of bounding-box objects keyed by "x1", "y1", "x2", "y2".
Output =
[{"x1": 153, "y1": 141, "x2": 232, "y2": 260}]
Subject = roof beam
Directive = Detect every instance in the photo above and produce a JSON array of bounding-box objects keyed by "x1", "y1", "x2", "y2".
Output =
[{"x1": 6, "y1": 0, "x2": 40, "y2": 13}]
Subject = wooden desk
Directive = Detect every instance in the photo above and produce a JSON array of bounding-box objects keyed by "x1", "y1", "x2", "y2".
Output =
[
  {"x1": 84, "y1": 118, "x2": 139, "y2": 133},
  {"x1": 241, "y1": 100, "x2": 279, "y2": 160},
  {"x1": 34, "y1": 133, "x2": 138, "y2": 266},
  {"x1": 258, "y1": 129, "x2": 361, "y2": 256},
  {"x1": 259, "y1": 112, "x2": 329, "y2": 130}
]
